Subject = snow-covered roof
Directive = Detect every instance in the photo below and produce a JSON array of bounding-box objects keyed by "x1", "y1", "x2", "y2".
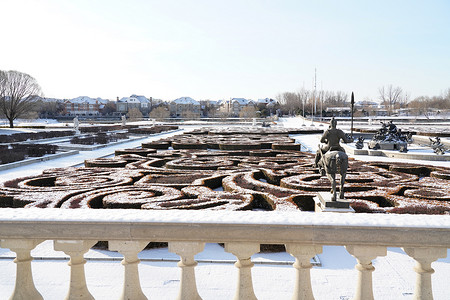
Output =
[
  {"x1": 326, "y1": 107, "x2": 351, "y2": 112},
  {"x1": 231, "y1": 98, "x2": 250, "y2": 105},
  {"x1": 219, "y1": 98, "x2": 254, "y2": 106},
  {"x1": 257, "y1": 98, "x2": 278, "y2": 106},
  {"x1": 67, "y1": 96, "x2": 109, "y2": 104},
  {"x1": 130, "y1": 95, "x2": 150, "y2": 104},
  {"x1": 172, "y1": 97, "x2": 200, "y2": 105},
  {"x1": 41, "y1": 97, "x2": 59, "y2": 102},
  {"x1": 206, "y1": 100, "x2": 220, "y2": 105},
  {"x1": 355, "y1": 100, "x2": 378, "y2": 106},
  {"x1": 118, "y1": 97, "x2": 140, "y2": 104}
]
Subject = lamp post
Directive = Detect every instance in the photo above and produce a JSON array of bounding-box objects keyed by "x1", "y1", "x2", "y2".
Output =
[{"x1": 351, "y1": 92, "x2": 355, "y2": 137}]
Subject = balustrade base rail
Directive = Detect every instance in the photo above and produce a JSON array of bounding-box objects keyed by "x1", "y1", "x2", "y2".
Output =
[{"x1": 0, "y1": 254, "x2": 320, "y2": 266}]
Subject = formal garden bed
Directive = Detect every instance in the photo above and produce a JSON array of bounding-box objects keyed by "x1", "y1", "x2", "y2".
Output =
[
  {"x1": 70, "y1": 132, "x2": 130, "y2": 145},
  {"x1": 0, "y1": 144, "x2": 60, "y2": 165},
  {"x1": 0, "y1": 127, "x2": 449, "y2": 214},
  {"x1": 0, "y1": 130, "x2": 74, "y2": 143},
  {"x1": 79, "y1": 124, "x2": 138, "y2": 133},
  {"x1": 128, "y1": 125, "x2": 179, "y2": 135}
]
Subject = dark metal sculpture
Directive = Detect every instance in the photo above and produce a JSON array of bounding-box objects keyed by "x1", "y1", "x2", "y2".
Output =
[
  {"x1": 315, "y1": 118, "x2": 353, "y2": 201},
  {"x1": 429, "y1": 137, "x2": 447, "y2": 155},
  {"x1": 350, "y1": 92, "x2": 355, "y2": 138},
  {"x1": 368, "y1": 120, "x2": 408, "y2": 152},
  {"x1": 355, "y1": 136, "x2": 365, "y2": 149}
]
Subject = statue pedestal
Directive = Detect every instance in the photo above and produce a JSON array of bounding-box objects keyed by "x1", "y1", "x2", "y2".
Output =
[{"x1": 314, "y1": 192, "x2": 355, "y2": 213}]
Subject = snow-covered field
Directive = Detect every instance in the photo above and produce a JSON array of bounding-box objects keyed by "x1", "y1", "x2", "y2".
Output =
[{"x1": 0, "y1": 117, "x2": 449, "y2": 299}]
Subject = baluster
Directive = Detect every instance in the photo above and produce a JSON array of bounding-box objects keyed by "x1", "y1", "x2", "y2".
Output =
[
  {"x1": 285, "y1": 244, "x2": 322, "y2": 300},
  {"x1": 0, "y1": 239, "x2": 43, "y2": 300},
  {"x1": 224, "y1": 242, "x2": 260, "y2": 300},
  {"x1": 345, "y1": 245, "x2": 386, "y2": 300},
  {"x1": 109, "y1": 240, "x2": 149, "y2": 300},
  {"x1": 403, "y1": 247, "x2": 447, "y2": 300},
  {"x1": 54, "y1": 240, "x2": 97, "y2": 300},
  {"x1": 168, "y1": 241, "x2": 205, "y2": 300}
]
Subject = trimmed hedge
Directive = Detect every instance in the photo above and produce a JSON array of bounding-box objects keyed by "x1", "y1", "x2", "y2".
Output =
[
  {"x1": 0, "y1": 144, "x2": 59, "y2": 164},
  {"x1": 0, "y1": 131, "x2": 74, "y2": 143}
]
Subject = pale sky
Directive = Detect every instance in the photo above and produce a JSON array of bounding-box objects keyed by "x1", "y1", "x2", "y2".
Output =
[{"x1": 1, "y1": 0, "x2": 449, "y2": 102}]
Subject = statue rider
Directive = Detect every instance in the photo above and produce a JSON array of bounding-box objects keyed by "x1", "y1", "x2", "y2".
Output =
[
  {"x1": 388, "y1": 120, "x2": 397, "y2": 134},
  {"x1": 315, "y1": 118, "x2": 353, "y2": 169}
]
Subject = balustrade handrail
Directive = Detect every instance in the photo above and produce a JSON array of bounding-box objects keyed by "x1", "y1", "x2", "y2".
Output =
[{"x1": 1, "y1": 208, "x2": 449, "y2": 248}]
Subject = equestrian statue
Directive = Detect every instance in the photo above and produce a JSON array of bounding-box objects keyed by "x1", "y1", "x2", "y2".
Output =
[{"x1": 314, "y1": 118, "x2": 353, "y2": 201}]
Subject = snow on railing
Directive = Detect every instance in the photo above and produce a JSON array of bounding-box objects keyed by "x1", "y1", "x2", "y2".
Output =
[{"x1": 1, "y1": 209, "x2": 449, "y2": 300}]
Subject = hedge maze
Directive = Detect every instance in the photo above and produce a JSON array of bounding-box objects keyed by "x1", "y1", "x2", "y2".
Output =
[{"x1": 1, "y1": 127, "x2": 449, "y2": 214}]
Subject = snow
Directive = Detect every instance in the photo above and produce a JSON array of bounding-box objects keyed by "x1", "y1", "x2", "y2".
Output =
[
  {"x1": 0, "y1": 117, "x2": 449, "y2": 299},
  {"x1": 172, "y1": 97, "x2": 200, "y2": 105},
  {"x1": 1, "y1": 208, "x2": 449, "y2": 229},
  {"x1": 70, "y1": 96, "x2": 109, "y2": 104},
  {"x1": 281, "y1": 116, "x2": 450, "y2": 167}
]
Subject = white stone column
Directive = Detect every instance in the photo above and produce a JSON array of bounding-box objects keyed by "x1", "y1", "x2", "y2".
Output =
[
  {"x1": 168, "y1": 241, "x2": 205, "y2": 300},
  {"x1": 0, "y1": 239, "x2": 43, "y2": 300},
  {"x1": 224, "y1": 242, "x2": 260, "y2": 300},
  {"x1": 285, "y1": 244, "x2": 322, "y2": 300},
  {"x1": 345, "y1": 245, "x2": 386, "y2": 300},
  {"x1": 403, "y1": 247, "x2": 447, "y2": 300},
  {"x1": 109, "y1": 240, "x2": 149, "y2": 300},
  {"x1": 54, "y1": 240, "x2": 97, "y2": 300}
]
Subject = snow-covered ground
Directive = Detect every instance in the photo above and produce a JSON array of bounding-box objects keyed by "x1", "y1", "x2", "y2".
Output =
[
  {"x1": 0, "y1": 117, "x2": 449, "y2": 299},
  {"x1": 281, "y1": 116, "x2": 450, "y2": 167}
]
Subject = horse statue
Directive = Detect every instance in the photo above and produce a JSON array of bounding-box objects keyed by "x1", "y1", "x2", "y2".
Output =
[
  {"x1": 315, "y1": 118, "x2": 352, "y2": 201},
  {"x1": 317, "y1": 150, "x2": 348, "y2": 201}
]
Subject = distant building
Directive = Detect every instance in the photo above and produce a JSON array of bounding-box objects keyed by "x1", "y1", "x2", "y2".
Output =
[
  {"x1": 325, "y1": 106, "x2": 351, "y2": 117},
  {"x1": 355, "y1": 101, "x2": 388, "y2": 116},
  {"x1": 116, "y1": 95, "x2": 152, "y2": 114},
  {"x1": 218, "y1": 98, "x2": 256, "y2": 117},
  {"x1": 132, "y1": 95, "x2": 151, "y2": 113},
  {"x1": 169, "y1": 97, "x2": 201, "y2": 118},
  {"x1": 256, "y1": 98, "x2": 279, "y2": 116},
  {"x1": 200, "y1": 100, "x2": 221, "y2": 117},
  {"x1": 257, "y1": 98, "x2": 278, "y2": 107},
  {"x1": 326, "y1": 101, "x2": 388, "y2": 117},
  {"x1": 64, "y1": 96, "x2": 109, "y2": 116}
]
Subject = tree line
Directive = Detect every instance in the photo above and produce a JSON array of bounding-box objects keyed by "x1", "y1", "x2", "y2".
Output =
[{"x1": 276, "y1": 85, "x2": 450, "y2": 117}]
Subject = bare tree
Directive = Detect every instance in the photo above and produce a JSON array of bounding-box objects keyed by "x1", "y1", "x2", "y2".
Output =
[
  {"x1": 181, "y1": 109, "x2": 200, "y2": 119},
  {"x1": 408, "y1": 92, "x2": 450, "y2": 118},
  {"x1": 149, "y1": 106, "x2": 170, "y2": 120},
  {"x1": 378, "y1": 85, "x2": 402, "y2": 116},
  {"x1": 278, "y1": 92, "x2": 299, "y2": 115},
  {"x1": 444, "y1": 88, "x2": 450, "y2": 101},
  {"x1": 239, "y1": 105, "x2": 257, "y2": 119},
  {"x1": 100, "y1": 101, "x2": 117, "y2": 116},
  {"x1": 297, "y1": 88, "x2": 310, "y2": 115},
  {"x1": 127, "y1": 107, "x2": 143, "y2": 121},
  {"x1": 334, "y1": 91, "x2": 349, "y2": 106},
  {"x1": 0, "y1": 70, "x2": 43, "y2": 128},
  {"x1": 408, "y1": 96, "x2": 431, "y2": 118}
]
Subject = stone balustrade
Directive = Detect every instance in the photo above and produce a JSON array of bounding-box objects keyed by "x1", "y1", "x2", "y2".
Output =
[{"x1": 0, "y1": 208, "x2": 449, "y2": 300}]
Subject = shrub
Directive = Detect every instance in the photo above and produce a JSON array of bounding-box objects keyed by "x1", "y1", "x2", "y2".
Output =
[
  {"x1": 0, "y1": 150, "x2": 26, "y2": 164},
  {"x1": 389, "y1": 205, "x2": 450, "y2": 215}
]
